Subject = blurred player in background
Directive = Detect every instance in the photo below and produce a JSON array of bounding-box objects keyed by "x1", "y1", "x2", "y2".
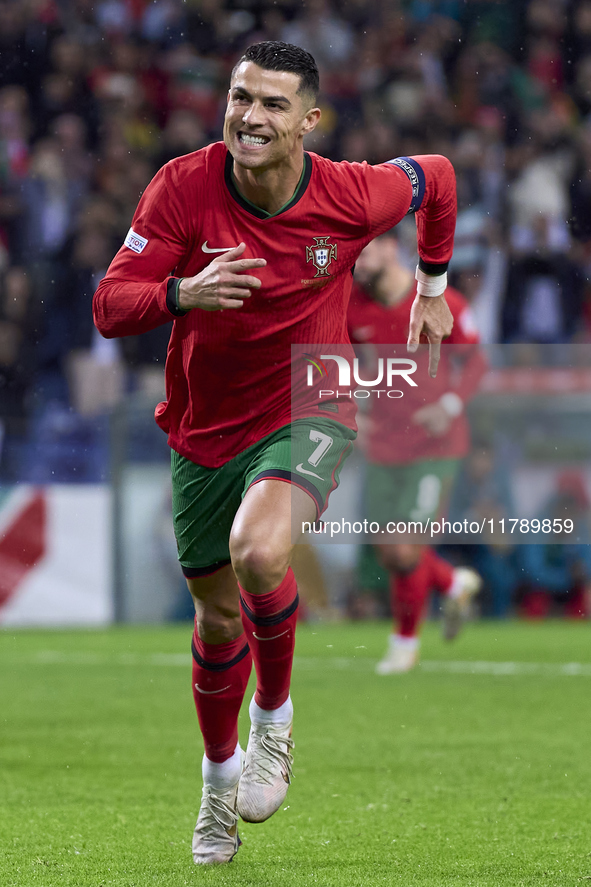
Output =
[
  {"x1": 349, "y1": 232, "x2": 485, "y2": 673},
  {"x1": 93, "y1": 42, "x2": 457, "y2": 864}
]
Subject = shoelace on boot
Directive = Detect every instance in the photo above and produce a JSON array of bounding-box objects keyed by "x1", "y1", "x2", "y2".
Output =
[
  {"x1": 247, "y1": 728, "x2": 294, "y2": 786},
  {"x1": 197, "y1": 787, "x2": 238, "y2": 835}
]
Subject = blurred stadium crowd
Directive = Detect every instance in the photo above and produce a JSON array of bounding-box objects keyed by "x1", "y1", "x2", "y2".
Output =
[{"x1": 1, "y1": 0, "x2": 591, "y2": 619}]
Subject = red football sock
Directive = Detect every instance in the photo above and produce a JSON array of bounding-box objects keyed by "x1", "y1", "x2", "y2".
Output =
[
  {"x1": 239, "y1": 567, "x2": 299, "y2": 711},
  {"x1": 191, "y1": 620, "x2": 252, "y2": 763},
  {"x1": 391, "y1": 553, "x2": 431, "y2": 637},
  {"x1": 423, "y1": 547, "x2": 454, "y2": 595}
]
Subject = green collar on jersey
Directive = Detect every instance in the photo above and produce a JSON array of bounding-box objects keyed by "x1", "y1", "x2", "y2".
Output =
[{"x1": 225, "y1": 151, "x2": 312, "y2": 219}]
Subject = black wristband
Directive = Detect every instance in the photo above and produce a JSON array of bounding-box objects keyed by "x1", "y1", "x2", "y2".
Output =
[
  {"x1": 418, "y1": 258, "x2": 449, "y2": 276},
  {"x1": 166, "y1": 278, "x2": 189, "y2": 317}
]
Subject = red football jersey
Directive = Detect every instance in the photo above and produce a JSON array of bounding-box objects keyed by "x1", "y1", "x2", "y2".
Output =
[
  {"x1": 93, "y1": 142, "x2": 456, "y2": 467},
  {"x1": 348, "y1": 281, "x2": 485, "y2": 464}
]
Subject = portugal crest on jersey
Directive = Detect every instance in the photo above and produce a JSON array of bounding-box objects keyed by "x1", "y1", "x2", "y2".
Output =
[{"x1": 306, "y1": 236, "x2": 337, "y2": 277}]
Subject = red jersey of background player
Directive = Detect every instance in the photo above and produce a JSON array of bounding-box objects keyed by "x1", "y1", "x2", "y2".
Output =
[
  {"x1": 93, "y1": 143, "x2": 456, "y2": 467},
  {"x1": 348, "y1": 281, "x2": 485, "y2": 464}
]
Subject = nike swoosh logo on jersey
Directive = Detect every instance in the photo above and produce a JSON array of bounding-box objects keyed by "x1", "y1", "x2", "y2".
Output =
[
  {"x1": 201, "y1": 241, "x2": 237, "y2": 253},
  {"x1": 295, "y1": 463, "x2": 323, "y2": 480},
  {"x1": 194, "y1": 683, "x2": 231, "y2": 695},
  {"x1": 252, "y1": 630, "x2": 290, "y2": 641}
]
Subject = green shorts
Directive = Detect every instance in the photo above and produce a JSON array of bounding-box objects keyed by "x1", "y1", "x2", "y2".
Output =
[
  {"x1": 364, "y1": 458, "x2": 460, "y2": 527},
  {"x1": 358, "y1": 457, "x2": 460, "y2": 591},
  {"x1": 172, "y1": 419, "x2": 356, "y2": 576}
]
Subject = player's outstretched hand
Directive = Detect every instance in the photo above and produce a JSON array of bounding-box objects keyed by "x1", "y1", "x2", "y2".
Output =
[
  {"x1": 178, "y1": 242, "x2": 266, "y2": 312},
  {"x1": 407, "y1": 293, "x2": 453, "y2": 377},
  {"x1": 412, "y1": 402, "x2": 453, "y2": 437}
]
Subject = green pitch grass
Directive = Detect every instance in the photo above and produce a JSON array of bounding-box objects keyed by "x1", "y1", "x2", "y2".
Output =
[{"x1": 1, "y1": 620, "x2": 591, "y2": 887}]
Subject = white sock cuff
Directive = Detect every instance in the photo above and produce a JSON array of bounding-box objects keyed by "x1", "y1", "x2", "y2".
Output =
[
  {"x1": 202, "y1": 743, "x2": 241, "y2": 789},
  {"x1": 393, "y1": 634, "x2": 419, "y2": 652},
  {"x1": 448, "y1": 570, "x2": 465, "y2": 599},
  {"x1": 249, "y1": 695, "x2": 293, "y2": 727}
]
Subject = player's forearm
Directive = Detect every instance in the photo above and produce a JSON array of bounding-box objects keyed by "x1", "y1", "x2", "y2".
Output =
[
  {"x1": 93, "y1": 276, "x2": 181, "y2": 338},
  {"x1": 411, "y1": 154, "x2": 457, "y2": 272}
]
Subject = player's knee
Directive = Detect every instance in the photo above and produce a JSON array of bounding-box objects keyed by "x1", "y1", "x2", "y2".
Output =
[
  {"x1": 379, "y1": 544, "x2": 420, "y2": 574},
  {"x1": 229, "y1": 533, "x2": 288, "y2": 592}
]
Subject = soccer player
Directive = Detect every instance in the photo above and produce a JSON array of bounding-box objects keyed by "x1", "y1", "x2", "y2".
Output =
[
  {"x1": 349, "y1": 232, "x2": 485, "y2": 673},
  {"x1": 93, "y1": 42, "x2": 457, "y2": 864}
]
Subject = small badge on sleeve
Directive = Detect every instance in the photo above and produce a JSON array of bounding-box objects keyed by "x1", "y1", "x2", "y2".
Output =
[{"x1": 124, "y1": 228, "x2": 149, "y2": 254}]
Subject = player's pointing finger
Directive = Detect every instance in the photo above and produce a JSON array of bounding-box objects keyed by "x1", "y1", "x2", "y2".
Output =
[{"x1": 427, "y1": 339, "x2": 441, "y2": 378}]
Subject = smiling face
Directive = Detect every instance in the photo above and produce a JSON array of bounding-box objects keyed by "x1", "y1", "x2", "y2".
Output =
[{"x1": 223, "y1": 61, "x2": 320, "y2": 172}]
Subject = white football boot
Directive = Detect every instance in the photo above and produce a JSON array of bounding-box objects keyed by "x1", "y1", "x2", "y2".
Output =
[
  {"x1": 375, "y1": 634, "x2": 419, "y2": 674},
  {"x1": 442, "y1": 566, "x2": 482, "y2": 641},
  {"x1": 192, "y1": 749, "x2": 242, "y2": 865},
  {"x1": 237, "y1": 697, "x2": 294, "y2": 823}
]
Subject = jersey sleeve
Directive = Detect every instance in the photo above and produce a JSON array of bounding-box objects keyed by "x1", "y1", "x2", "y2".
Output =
[
  {"x1": 411, "y1": 154, "x2": 457, "y2": 273},
  {"x1": 93, "y1": 161, "x2": 191, "y2": 338},
  {"x1": 364, "y1": 154, "x2": 457, "y2": 274},
  {"x1": 360, "y1": 162, "x2": 415, "y2": 235}
]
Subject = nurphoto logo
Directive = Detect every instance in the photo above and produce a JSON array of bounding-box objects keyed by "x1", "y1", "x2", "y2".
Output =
[{"x1": 303, "y1": 353, "x2": 418, "y2": 399}]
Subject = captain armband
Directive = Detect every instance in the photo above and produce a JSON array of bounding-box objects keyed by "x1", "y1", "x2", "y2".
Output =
[{"x1": 387, "y1": 156, "x2": 426, "y2": 214}]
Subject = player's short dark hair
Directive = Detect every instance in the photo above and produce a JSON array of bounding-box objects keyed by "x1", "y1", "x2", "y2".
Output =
[{"x1": 233, "y1": 41, "x2": 319, "y2": 104}]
